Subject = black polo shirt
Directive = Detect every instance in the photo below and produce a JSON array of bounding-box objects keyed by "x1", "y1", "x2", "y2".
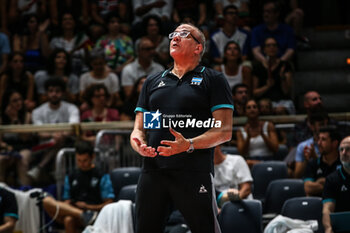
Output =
[
  {"x1": 135, "y1": 65, "x2": 234, "y2": 172},
  {"x1": 323, "y1": 167, "x2": 350, "y2": 212},
  {"x1": 304, "y1": 156, "x2": 342, "y2": 183},
  {"x1": 0, "y1": 188, "x2": 18, "y2": 225}
]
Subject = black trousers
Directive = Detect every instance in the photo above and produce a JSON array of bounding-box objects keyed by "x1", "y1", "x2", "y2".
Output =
[{"x1": 135, "y1": 170, "x2": 221, "y2": 233}]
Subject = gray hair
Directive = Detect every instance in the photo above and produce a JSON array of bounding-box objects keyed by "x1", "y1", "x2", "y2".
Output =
[{"x1": 179, "y1": 23, "x2": 206, "y2": 60}]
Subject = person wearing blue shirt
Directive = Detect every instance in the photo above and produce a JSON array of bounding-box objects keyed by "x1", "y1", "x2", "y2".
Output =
[
  {"x1": 61, "y1": 140, "x2": 115, "y2": 232},
  {"x1": 251, "y1": 1, "x2": 295, "y2": 67},
  {"x1": 0, "y1": 32, "x2": 11, "y2": 74},
  {"x1": 293, "y1": 110, "x2": 329, "y2": 178}
]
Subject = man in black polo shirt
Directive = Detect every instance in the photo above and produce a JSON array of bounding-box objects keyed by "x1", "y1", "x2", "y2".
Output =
[
  {"x1": 0, "y1": 187, "x2": 18, "y2": 232},
  {"x1": 131, "y1": 23, "x2": 233, "y2": 233},
  {"x1": 303, "y1": 126, "x2": 342, "y2": 197},
  {"x1": 322, "y1": 136, "x2": 350, "y2": 233}
]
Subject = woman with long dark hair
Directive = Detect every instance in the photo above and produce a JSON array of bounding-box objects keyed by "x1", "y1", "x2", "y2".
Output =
[
  {"x1": 0, "y1": 52, "x2": 36, "y2": 111},
  {"x1": 34, "y1": 48, "x2": 79, "y2": 103},
  {"x1": 236, "y1": 99, "x2": 279, "y2": 167},
  {"x1": 81, "y1": 84, "x2": 120, "y2": 143},
  {"x1": 0, "y1": 89, "x2": 32, "y2": 186},
  {"x1": 214, "y1": 41, "x2": 252, "y2": 90},
  {"x1": 13, "y1": 14, "x2": 50, "y2": 74},
  {"x1": 96, "y1": 13, "x2": 134, "y2": 75}
]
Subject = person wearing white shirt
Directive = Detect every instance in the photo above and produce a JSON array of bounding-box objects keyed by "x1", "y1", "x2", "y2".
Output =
[
  {"x1": 29, "y1": 78, "x2": 79, "y2": 183},
  {"x1": 121, "y1": 37, "x2": 163, "y2": 98},
  {"x1": 213, "y1": 145, "x2": 253, "y2": 208}
]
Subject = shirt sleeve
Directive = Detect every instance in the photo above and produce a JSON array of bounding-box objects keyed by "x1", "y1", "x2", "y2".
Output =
[
  {"x1": 68, "y1": 74, "x2": 80, "y2": 94},
  {"x1": 135, "y1": 75, "x2": 151, "y2": 113},
  {"x1": 322, "y1": 173, "x2": 338, "y2": 204},
  {"x1": 0, "y1": 33, "x2": 11, "y2": 54},
  {"x1": 250, "y1": 26, "x2": 261, "y2": 49},
  {"x1": 110, "y1": 73, "x2": 120, "y2": 93},
  {"x1": 1, "y1": 188, "x2": 18, "y2": 220},
  {"x1": 32, "y1": 108, "x2": 43, "y2": 125},
  {"x1": 295, "y1": 141, "x2": 305, "y2": 162},
  {"x1": 235, "y1": 156, "x2": 253, "y2": 184},
  {"x1": 303, "y1": 159, "x2": 316, "y2": 182},
  {"x1": 100, "y1": 174, "x2": 115, "y2": 200},
  {"x1": 62, "y1": 175, "x2": 71, "y2": 200},
  {"x1": 209, "y1": 71, "x2": 234, "y2": 112},
  {"x1": 121, "y1": 65, "x2": 134, "y2": 87},
  {"x1": 68, "y1": 105, "x2": 80, "y2": 123}
]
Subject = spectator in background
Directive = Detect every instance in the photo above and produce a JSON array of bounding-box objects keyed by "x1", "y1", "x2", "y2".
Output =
[
  {"x1": 121, "y1": 37, "x2": 164, "y2": 99},
  {"x1": 251, "y1": 0, "x2": 295, "y2": 65},
  {"x1": 135, "y1": 15, "x2": 170, "y2": 67},
  {"x1": 283, "y1": 0, "x2": 305, "y2": 39},
  {"x1": 0, "y1": 187, "x2": 18, "y2": 232},
  {"x1": 0, "y1": 31, "x2": 10, "y2": 75},
  {"x1": 285, "y1": 91, "x2": 324, "y2": 166},
  {"x1": 304, "y1": 126, "x2": 341, "y2": 197},
  {"x1": 0, "y1": 52, "x2": 36, "y2": 111},
  {"x1": 35, "y1": 48, "x2": 79, "y2": 104},
  {"x1": 0, "y1": 90, "x2": 32, "y2": 186},
  {"x1": 173, "y1": 0, "x2": 207, "y2": 27},
  {"x1": 210, "y1": 5, "x2": 250, "y2": 64},
  {"x1": 236, "y1": 99, "x2": 279, "y2": 167},
  {"x1": 27, "y1": 140, "x2": 113, "y2": 233},
  {"x1": 322, "y1": 136, "x2": 350, "y2": 233},
  {"x1": 0, "y1": 0, "x2": 8, "y2": 34},
  {"x1": 50, "y1": 12, "x2": 90, "y2": 76},
  {"x1": 232, "y1": 83, "x2": 249, "y2": 116},
  {"x1": 49, "y1": 0, "x2": 89, "y2": 28},
  {"x1": 252, "y1": 37, "x2": 295, "y2": 114},
  {"x1": 81, "y1": 84, "x2": 120, "y2": 143},
  {"x1": 214, "y1": 145, "x2": 253, "y2": 208},
  {"x1": 79, "y1": 49, "x2": 120, "y2": 109},
  {"x1": 292, "y1": 110, "x2": 329, "y2": 178},
  {"x1": 132, "y1": 0, "x2": 174, "y2": 40},
  {"x1": 258, "y1": 98, "x2": 273, "y2": 115},
  {"x1": 214, "y1": 0, "x2": 250, "y2": 22},
  {"x1": 90, "y1": 0, "x2": 129, "y2": 32},
  {"x1": 120, "y1": 76, "x2": 146, "y2": 121},
  {"x1": 291, "y1": 91, "x2": 323, "y2": 145},
  {"x1": 12, "y1": 14, "x2": 50, "y2": 74},
  {"x1": 7, "y1": 0, "x2": 47, "y2": 34},
  {"x1": 214, "y1": 41, "x2": 252, "y2": 90},
  {"x1": 29, "y1": 78, "x2": 79, "y2": 184},
  {"x1": 96, "y1": 13, "x2": 134, "y2": 75}
]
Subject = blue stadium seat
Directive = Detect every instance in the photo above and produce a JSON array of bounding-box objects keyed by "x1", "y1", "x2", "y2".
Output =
[
  {"x1": 281, "y1": 196, "x2": 324, "y2": 233},
  {"x1": 218, "y1": 199, "x2": 263, "y2": 233}
]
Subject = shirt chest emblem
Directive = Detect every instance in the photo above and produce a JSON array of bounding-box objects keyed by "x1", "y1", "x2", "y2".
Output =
[
  {"x1": 341, "y1": 185, "x2": 348, "y2": 192},
  {"x1": 316, "y1": 168, "x2": 323, "y2": 175},
  {"x1": 190, "y1": 77, "x2": 203, "y2": 86},
  {"x1": 158, "y1": 80, "x2": 166, "y2": 87},
  {"x1": 91, "y1": 177, "x2": 99, "y2": 187}
]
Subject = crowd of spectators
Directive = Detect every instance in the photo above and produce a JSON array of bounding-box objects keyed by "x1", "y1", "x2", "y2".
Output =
[{"x1": 0, "y1": 0, "x2": 349, "y2": 232}]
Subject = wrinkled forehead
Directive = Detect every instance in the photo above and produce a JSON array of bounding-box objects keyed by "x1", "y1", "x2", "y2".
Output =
[
  {"x1": 340, "y1": 138, "x2": 350, "y2": 147},
  {"x1": 175, "y1": 24, "x2": 195, "y2": 33}
]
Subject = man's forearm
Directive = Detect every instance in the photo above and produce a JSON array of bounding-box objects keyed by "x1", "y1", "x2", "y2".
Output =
[{"x1": 280, "y1": 49, "x2": 294, "y2": 61}]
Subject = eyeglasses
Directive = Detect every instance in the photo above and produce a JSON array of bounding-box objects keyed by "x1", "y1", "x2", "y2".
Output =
[
  {"x1": 339, "y1": 146, "x2": 350, "y2": 153},
  {"x1": 169, "y1": 31, "x2": 201, "y2": 44}
]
